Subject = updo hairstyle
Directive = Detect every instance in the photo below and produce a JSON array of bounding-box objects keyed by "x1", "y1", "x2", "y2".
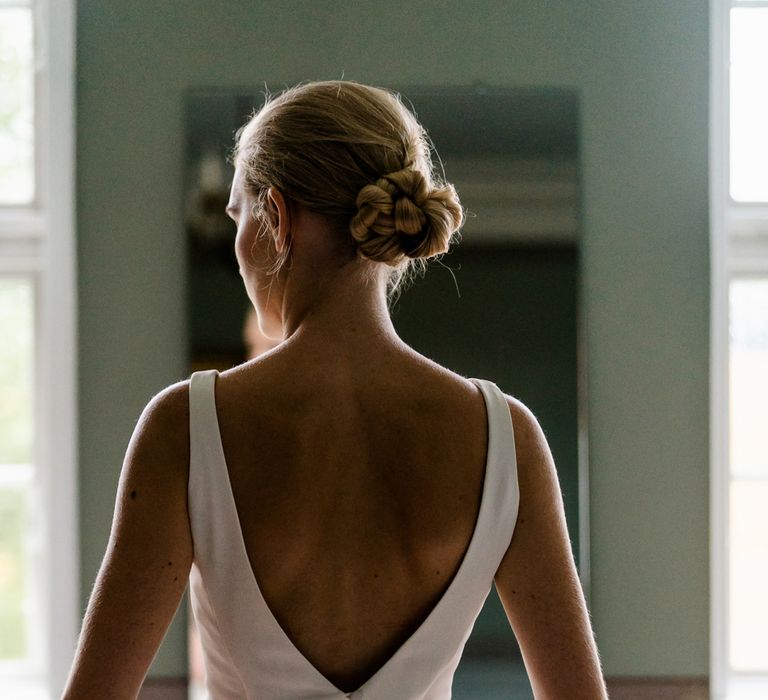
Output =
[{"x1": 230, "y1": 80, "x2": 464, "y2": 300}]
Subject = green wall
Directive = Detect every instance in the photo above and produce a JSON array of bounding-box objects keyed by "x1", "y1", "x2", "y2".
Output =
[{"x1": 76, "y1": 0, "x2": 709, "y2": 679}]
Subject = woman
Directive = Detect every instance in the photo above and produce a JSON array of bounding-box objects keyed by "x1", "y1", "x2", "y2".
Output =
[{"x1": 63, "y1": 80, "x2": 607, "y2": 699}]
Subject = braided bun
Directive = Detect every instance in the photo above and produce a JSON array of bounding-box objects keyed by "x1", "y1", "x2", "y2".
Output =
[{"x1": 350, "y1": 167, "x2": 464, "y2": 266}]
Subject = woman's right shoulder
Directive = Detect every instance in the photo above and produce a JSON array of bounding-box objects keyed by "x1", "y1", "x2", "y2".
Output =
[
  {"x1": 499, "y1": 392, "x2": 547, "y2": 458},
  {"x1": 450, "y1": 370, "x2": 542, "y2": 451},
  {"x1": 438, "y1": 366, "x2": 548, "y2": 472},
  {"x1": 447, "y1": 374, "x2": 553, "y2": 501},
  {"x1": 493, "y1": 390, "x2": 559, "y2": 503}
]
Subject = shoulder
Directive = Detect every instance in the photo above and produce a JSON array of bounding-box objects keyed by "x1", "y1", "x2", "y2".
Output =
[
  {"x1": 142, "y1": 378, "x2": 190, "y2": 419},
  {"x1": 501, "y1": 393, "x2": 550, "y2": 457},
  {"x1": 470, "y1": 380, "x2": 549, "y2": 459},
  {"x1": 494, "y1": 391, "x2": 560, "y2": 505},
  {"x1": 126, "y1": 378, "x2": 190, "y2": 479},
  {"x1": 138, "y1": 379, "x2": 190, "y2": 438},
  {"x1": 496, "y1": 392, "x2": 565, "y2": 540}
]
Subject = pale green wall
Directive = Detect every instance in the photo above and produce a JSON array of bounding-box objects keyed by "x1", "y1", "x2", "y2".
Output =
[{"x1": 76, "y1": 0, "x2": 709, "y2": 678}]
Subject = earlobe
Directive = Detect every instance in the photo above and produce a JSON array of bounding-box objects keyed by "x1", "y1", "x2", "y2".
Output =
[{"x1": 267, "y1": 186, "x2": 291, "y2": 254}]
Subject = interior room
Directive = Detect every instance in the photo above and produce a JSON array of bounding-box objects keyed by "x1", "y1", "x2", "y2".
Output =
[{"x1": 1, "y1": 2, "x2": 765, "y2": 699}]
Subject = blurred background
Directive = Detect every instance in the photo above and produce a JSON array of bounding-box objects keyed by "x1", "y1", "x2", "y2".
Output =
[{"x1": 3, "y1": 1, "x2": 768, "y2": 699}]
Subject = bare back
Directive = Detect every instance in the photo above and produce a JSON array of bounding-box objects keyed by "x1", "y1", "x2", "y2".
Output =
[{"x1": 213, "y1": 347, "x2": 490, "y2": 692}]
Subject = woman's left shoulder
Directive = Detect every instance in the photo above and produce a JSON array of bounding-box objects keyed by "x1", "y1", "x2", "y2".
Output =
[
  {"x1": 144, "y1": 377, "x2": 190, "y2": 423},
  {"x1": 130, "y1": 378, "x2": 191, "y2": 475}
]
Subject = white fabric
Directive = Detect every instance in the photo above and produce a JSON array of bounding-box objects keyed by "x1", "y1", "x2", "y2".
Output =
[{"x1": 188, "y1": 369, "x2": 519, "y2": 700}]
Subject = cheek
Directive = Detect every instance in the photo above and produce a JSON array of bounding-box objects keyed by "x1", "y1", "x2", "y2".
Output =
[
  {"x1": 234, "y1": 220, "x2": 281, "y2": 317},
  {"x1": 234, "y1": 227, "x2": 250, "y2": 269},
  {"x1": 234, "y1": 220, "x2": 265, "y2": 272}
]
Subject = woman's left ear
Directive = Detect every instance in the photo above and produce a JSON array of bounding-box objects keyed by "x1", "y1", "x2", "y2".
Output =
[{"x1": 266, "y1": 186, "x2": 291, "y2": 254}]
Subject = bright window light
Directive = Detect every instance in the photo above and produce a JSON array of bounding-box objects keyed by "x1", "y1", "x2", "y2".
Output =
[
  {"x1": 0, "y1": 276, "x2": 35, "y2": 663},
  {"x1": 728, "y1": 279, "x2": 768, "y2": 672},
  {"x1": 730, "y1": 7, "x2": 768, "y2": 203},
  {"x1": 0, "y1": 5, "x2": 34, "y2": 205}
]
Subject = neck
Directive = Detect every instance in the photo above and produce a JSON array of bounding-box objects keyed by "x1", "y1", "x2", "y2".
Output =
[
  {"x1": 275, "y1": 258, "x2": 406, "y2": 360},
  {"x1": 256, "y1": 206, "x2": 411, "y2": 360}
]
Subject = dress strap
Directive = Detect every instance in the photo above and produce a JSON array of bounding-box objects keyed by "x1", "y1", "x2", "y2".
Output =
[
  {"x1": 187, "y1": 369, "x2": 251, "y2": 697},
  {"x1": 188, "y1": 369, "x2": 220, "y2": 480},
  {"x1": 188, "y1": 369, "x2": 228, "y2": 565},
  {"x1": 189, "y1": 369, "x2": 218, "y2": 440},
  {"x1": 468, "y1": 377, "x2": 520, "y2": 550}
]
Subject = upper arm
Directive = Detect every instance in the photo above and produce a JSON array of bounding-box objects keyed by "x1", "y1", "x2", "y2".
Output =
[
  {"x1": 63, "y1": 380, "x2": 193, "y2": 700},
  {"x1": 494, "y1": 395, "x2": 607, "y2": 700}
]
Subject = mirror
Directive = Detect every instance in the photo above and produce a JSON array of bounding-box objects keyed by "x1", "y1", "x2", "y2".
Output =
[{"x1": 183, "y1": 84, "x2": 583, "y2": 700}]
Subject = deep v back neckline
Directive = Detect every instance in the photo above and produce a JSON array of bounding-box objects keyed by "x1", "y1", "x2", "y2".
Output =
[{"x1": 204, "y1": 369, "x2": 497, "y2": 698}]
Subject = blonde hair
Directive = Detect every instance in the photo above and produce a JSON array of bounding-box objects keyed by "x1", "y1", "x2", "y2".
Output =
[{"x1": 229, "y1": 80, "x2": 464, "y2": 301}]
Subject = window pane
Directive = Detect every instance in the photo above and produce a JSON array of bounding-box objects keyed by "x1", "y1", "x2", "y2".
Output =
[
  {"x1": 730, "y1": 8, "x2": 768, "y2": 203},
  {"x1": 0, "y1": 483, "x2": 28, "y2": 659},
  {"x1": 0, "y1": 275, "x2": 34, "y2": 662},
  {"x1": 0, "y1": 276, "x2": 34, "y2": 466},
  {"x1": 729, "y1": 280, "x2": 768, "y2": 480},
  {"x1": 729, "y1": 278, "x2": 768, "y2": 671},
  {"x1": 0, "y1": 5, "x2": 34, "y2": 205}
]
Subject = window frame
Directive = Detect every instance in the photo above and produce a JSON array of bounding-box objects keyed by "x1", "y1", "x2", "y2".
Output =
[
  {"x1": 0, "y1": 0, "x2": 78, "y2": 696},
  {"x1": 711, "y1": 0, "x2": 768, "y2": 697}
]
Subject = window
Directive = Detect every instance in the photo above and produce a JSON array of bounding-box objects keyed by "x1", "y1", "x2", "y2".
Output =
[
  {"x1": 728, "y1": 280, "x2": 768, "y2": 673},
  {"x1": 0, "y1": 277, "x2": 36, "y2": 665},
  {"x1": 711, "y1": 1, "x2": 768, "y2": 698},
  {"x1": 0, "y1": 1, "x2": 34, "y2": 204},
  {"x1": 729, "y1": 6, "x2": 768, "y2": 203},
  {"x1": 0, "y1": 0, "x2": 77, "y2": 697}
]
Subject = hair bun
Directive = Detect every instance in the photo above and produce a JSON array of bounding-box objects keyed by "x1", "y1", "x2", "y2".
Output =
[{"x1": 350, "y1": 167, "x2": 464, "y2": 266}]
